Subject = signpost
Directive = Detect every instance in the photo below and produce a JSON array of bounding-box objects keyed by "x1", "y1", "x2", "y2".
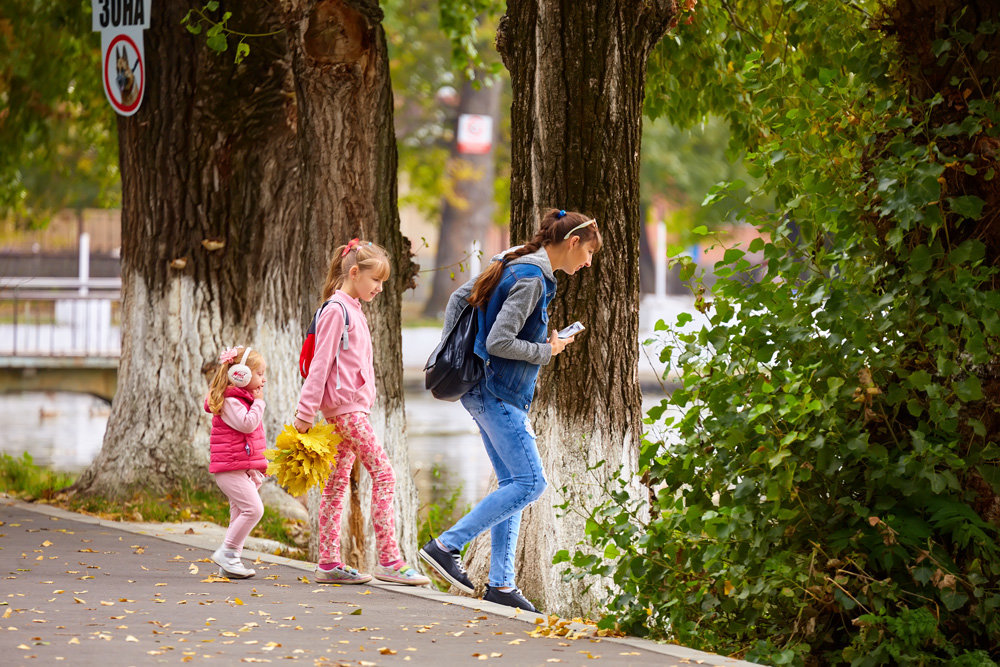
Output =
[
  {"x1": 456, "y1": 114, "x2": 493, "y2": 155},
  {"x1": 92, "y1": 0, "x2": 150, "y2": 116}
]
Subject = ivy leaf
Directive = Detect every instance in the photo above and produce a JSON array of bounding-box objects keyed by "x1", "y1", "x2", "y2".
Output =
[
  {"x1": 948, "y1": 195, "x2": 985, "y2": 220},
  {"x1": 206, "y1": 33, "x2": 228, "y2": 53},
  {"x1": 940, "y1": 589, "x2": 969, "y2": 611},
  {"x1": 235, "y1": 42, "x2": 250, "y2": 65},
  {"x1": 954, "y1": 375, "x2": 983, "y2": 402}
]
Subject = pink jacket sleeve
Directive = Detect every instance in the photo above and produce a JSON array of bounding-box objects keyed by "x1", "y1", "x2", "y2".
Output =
[
  {"x1": 295, "y1": 302, "x2": 345, "y2": 423},
  {"x1": 220, "y1": 396, "x2": 266, "y2": 433}
]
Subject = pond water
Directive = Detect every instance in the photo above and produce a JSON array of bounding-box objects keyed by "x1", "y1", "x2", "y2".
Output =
[{"x1": 0, "y1": 389, "x2": 671, "y2": 513}]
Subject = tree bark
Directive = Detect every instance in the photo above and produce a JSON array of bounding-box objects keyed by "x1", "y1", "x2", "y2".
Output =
[
  {"x1": 878, "y1": 0, "x2": 1000, "y2": 523},
  {"x1": 73, "y1": 0, "x2": 418, "y2": 567},
  {"x1": 461, "y1": 1, "x2": 677, "y2": 617},
  {"x1": 422, "y1": 77, "x2": 502, "y2": 318}
]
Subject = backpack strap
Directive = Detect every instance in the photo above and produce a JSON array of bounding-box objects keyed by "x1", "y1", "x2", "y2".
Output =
[{"x1": 315, "y1": 298, "x2": 351, "y2": 390}]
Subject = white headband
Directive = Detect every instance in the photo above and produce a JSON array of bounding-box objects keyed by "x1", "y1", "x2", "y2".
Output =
[{"x1": 563, "y1": 218, "x2": 597, "y2": 240}]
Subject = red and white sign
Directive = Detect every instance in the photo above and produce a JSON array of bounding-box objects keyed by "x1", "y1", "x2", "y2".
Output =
[
  {"x1": 456, "y1": 114, "x2": 494, "y2": 154},
  {"x1": 93, "y1": 0, "x2": 150, "y2": 116}
]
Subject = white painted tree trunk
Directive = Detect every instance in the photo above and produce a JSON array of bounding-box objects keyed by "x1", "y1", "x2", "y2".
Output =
[{"x1": 75, "y1": 0, "x2": 419, "y2": 566}]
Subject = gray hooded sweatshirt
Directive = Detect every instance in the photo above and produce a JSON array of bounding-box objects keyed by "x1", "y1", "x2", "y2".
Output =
[{"x1": 441, "y1": 247, "x2": 554, "y2": 367}]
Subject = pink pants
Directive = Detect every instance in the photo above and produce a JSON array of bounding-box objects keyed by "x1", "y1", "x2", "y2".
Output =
[
  {"x1": 214, "y1": 469, "x2": 265, "y2": 552},
  {"x1": 318, "y1": 411, "x2": 401, "y2": 566}
]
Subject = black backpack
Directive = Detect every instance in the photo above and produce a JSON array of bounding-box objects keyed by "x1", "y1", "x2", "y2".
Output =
[{"x1": 424, "y1": 302, "x2": 484, "y2": 401}]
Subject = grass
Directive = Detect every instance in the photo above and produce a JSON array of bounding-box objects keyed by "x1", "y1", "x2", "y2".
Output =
[
  {"x1": 0, "y1": 452, "x2": 306, "y2": 558},
  {"x1": 0, "y1": 452, "x2": 75, "y2": 498}
]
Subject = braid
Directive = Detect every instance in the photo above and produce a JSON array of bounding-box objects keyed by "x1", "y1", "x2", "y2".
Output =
[{"x1": 468, "y1": 229, "x2": 548, "y2": 309}]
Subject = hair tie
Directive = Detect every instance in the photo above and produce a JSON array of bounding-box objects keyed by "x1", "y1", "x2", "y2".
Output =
[
  {"x1": 557, "y1": 210, "x2": 567, "y2": 219},
  {"x1": 341, "y1": 238, "x2": 361, "y2": 257},
  {"x1": 218, "y1": 347, "x2": 239, "y2": 364}
]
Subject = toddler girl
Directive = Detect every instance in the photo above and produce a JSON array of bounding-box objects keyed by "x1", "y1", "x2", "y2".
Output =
[{"x1": 205, "y1": 345, "x2": 268, "y2": 579}]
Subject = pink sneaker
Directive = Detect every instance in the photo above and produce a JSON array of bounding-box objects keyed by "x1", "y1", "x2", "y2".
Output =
[
  {"x1": 373, "y1": 562, "x2": 430, "y2": 586},
  {"x1": 315, "y1": 564, "x2": 372, "y2": 584}
]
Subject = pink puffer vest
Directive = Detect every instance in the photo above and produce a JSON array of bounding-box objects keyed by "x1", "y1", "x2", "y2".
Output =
[{"x1": 205, "y1": 386, "x2": 267, "y2": 474}]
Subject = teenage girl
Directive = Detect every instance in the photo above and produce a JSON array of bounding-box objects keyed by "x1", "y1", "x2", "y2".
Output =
[
  {"x1": 419, "y1": 209, "x2": 602, "y2": 611},
  {"x1": 205, "y1": 346, "x2": 268, "y2": 579},
  {"x1": 294, "y1": 238, "x2": 429, "y2": 586}
]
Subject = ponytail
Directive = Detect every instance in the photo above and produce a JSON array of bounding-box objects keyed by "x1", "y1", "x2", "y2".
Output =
[{"x1": 467, "y1": 209, "x2": 601, "y2": 309}]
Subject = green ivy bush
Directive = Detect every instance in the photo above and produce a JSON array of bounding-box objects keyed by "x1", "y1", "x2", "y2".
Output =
[{"x1": 560, "y1": 3, "x2": 1000, "y2": 665}]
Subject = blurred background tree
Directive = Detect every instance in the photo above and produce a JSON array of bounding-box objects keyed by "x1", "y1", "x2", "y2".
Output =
[{"x1": 0, "y1": 0, "x2": 119, "y2": 226}]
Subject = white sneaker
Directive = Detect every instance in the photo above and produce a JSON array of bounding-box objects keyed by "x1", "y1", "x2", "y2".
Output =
[{"x1": 211, "y1": 547, "x2": 255, "y2": 579}]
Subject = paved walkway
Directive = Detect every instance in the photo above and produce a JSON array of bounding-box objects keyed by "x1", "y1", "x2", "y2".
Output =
[{"x1": 1, "y1": 499, "x2": 760, "y2": 666}]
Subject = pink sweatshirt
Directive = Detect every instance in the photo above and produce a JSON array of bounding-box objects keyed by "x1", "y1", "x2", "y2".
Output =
[{"x1": 295, "y1": 290, "x2": 375, "y2": 422}]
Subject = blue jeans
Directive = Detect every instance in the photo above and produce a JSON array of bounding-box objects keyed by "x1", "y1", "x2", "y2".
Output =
[{"x1": 438, "y1": 381, "x2": 547, "y2": 588}]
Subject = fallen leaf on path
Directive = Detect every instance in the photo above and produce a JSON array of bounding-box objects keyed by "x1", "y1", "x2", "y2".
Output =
[
  {"x1": 201, "y1": 575, "x2": 230, "y2": 583},
  {"x1": 379, "y1": 648, "x2": 397, "y2": 655},
  {"x1": 350, "y1": 609, "x2": 362, "y2": 615},
  {"x1": 126, "y1": 635, "x2": 139, "y2": 642},
  {"x1": 73, "y1": 597, "x2": 85, "y2": 604},
  {"x1": 41, "y1": 540, "x2": 53, "y2": 547},
  {"x1": 188, "y1": 564, "x2": 199, "y2": 575},
  {"x1": 232, "y1": 598, "x2": 244, "y2": 606}
]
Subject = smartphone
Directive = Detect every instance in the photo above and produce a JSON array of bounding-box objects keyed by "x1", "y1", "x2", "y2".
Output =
[{"x1": 557, "y1": 321, "x2": 585, "y2": 339}]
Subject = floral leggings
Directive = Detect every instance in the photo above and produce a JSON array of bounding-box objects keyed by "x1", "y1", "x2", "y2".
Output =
[{"x1": 318, "y1": 411, "x2": 401, "y2": 566}]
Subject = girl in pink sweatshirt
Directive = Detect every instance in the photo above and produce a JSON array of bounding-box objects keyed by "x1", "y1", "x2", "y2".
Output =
[
  {"x1": 205, "y1": 345, "x2": 268, "y2": 579},
  {"x1": 293, "y1": 238, "x2": 429, "y2": 587}
]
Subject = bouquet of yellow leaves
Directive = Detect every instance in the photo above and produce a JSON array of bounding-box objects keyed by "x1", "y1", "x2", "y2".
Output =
[{"x1": 265, "y1": 423, "x2": 341, "y2": 497}]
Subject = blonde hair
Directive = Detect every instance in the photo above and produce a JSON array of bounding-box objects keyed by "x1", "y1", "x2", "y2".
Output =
[
  {"x1": 321, "y1": 240, "x2": 391, "y2": 301},
  {"x1": 207, "y1": 346, "x2": 265, "y2": 415}
]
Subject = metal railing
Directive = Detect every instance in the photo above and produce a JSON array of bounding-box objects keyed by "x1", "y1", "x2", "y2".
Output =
[{"x1": 0, "y1": 277, "x2": 122, "y2": 358}]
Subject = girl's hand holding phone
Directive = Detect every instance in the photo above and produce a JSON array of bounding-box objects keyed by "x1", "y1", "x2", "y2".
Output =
[{"x1": 549, "y1": 330, "x2": 574, "y2": 356}]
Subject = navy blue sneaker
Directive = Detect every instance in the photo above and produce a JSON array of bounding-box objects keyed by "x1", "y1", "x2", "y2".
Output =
[
  {"x1": 418, "y1": 539, "x2": 474, "y2": 594},
  {"x1": 483, "y1": 585, "x2": 538, "y2": 613}
]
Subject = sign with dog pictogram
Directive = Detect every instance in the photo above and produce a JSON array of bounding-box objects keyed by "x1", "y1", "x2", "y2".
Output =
[{"x1": 92, "y1": 0, "x2": 150, "y2": 116}]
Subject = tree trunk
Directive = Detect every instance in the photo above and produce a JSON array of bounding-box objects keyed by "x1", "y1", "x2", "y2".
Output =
[
  {"x1": 879, "y1": 0, "x2": 1000, "y2": 523},
  {"x1": 462, "y1": 1, "x2": 678, "y2": 617},
  {"x1": 422, "y1": 77, "x2": 502, "y2": 318},
  {"x1": 73, "y1": 0, "x2": 418, "y2": 567}
]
